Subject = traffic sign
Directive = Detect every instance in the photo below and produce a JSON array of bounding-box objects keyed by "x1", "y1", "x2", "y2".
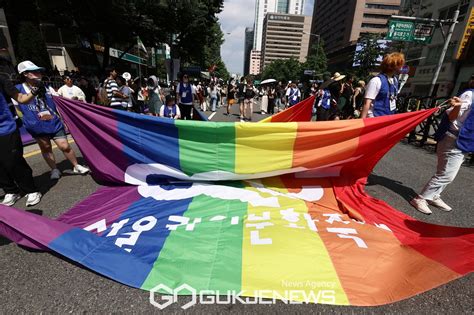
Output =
[
  {"x1": 387, "y1": 20, "x2": 415, "y2": 41},
  {"x1": 413, "y1": 23, "x2": 434, "y2": 43},
  {"x1": 400, "y1": 65, "x2": 410, "y2": 74},
  {"x1": 304, "y1": 69, "x2": 315, "y2": 75}
]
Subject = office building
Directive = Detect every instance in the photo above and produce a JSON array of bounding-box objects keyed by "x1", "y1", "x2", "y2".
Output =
[
  {"x1": 243, "y1": 27, "x2": 254, "y2": 76},
  {"x1": 248, "y1": 0, "x2": 305, "y2": 74},
  {"x1": 254, "y1": 0, "x2": 305, "y2": 51},
  {"x1": 249, "y1": 50, "x2": 261, "y2": 75},
  {"x1": 402, "y1": 0, "x2": 474, "y2": 96},
  {"x1": 309, "y1": 0, "x2": 401, "y2": 70},
  {"x1": 260, "y1": 13, "x2": 311, "y2": 71}
]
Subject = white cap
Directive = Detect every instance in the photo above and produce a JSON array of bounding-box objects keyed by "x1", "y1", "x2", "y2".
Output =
[
  {"x1": 17, "y1": 60, "x2": 45, "y2": 74},
  {"x1": 122, "y1": 72, "x2": 131, "y2": 81}
]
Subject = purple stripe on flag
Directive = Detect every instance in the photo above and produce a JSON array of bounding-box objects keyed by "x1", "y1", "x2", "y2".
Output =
[
  {"x1": 57, "y1": 186, "x2": 141, "y2": 230},
  {"x1": 0, "y1": 205, "x2": 74, "y2": 250},
  {"x1": 53, "y1": 97, "x2": 129, "y2": 185}
]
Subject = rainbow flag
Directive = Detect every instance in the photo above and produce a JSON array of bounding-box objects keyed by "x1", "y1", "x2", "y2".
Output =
[
  {"x1": 48, "y1": 97, "x2": 436, "y2": 186},
  {"x1": 0, "y1": 98, "x2": 472, "y2": 306},
  {"x1": 260, "y1": 95, "x2": 315, "y2": 122}
]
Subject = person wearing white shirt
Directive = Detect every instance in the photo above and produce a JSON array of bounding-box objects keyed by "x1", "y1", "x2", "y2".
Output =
[
  {"x1": 361, "y1": 53, "x2": 405, "y2": 118},
  {"x1": 57, "y1": 76, "x2": 86, "y2": 101},
  {"x1": 410, "y1": 76, "x2": 474, "y2": 214},
  {"x1": 285, "y1": 83, "x2": 301, "y2": 107}
]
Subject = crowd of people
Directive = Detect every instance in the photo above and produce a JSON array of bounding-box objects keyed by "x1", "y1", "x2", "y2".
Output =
[{"x1": 0, "y1": 53, "x2": 472, "y2": 215}]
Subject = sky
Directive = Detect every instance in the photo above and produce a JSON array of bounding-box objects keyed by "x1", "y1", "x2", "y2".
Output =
[{"x1": 218, "y1": 0, "x2": 314, "y2": 76}]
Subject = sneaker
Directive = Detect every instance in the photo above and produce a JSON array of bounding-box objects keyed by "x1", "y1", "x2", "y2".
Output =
[
  {"x1": 1, "y1": 193, "x2": 21, "y2": 206},
  {"x1": 25, "y1": 192, "x2": 42, "y2": 207},
  {"x1": 427, "y1": 197, "x2": 452, "y2": 211},
  {"x1": 410, "y1": 197, "x2": 432, "y2": 214},
  {"x1": 73, "y1": 164, "x2": 90, "y2": 175},
  {"x1": 50, "y1": 168, "x2": 61, "y2": 180}
]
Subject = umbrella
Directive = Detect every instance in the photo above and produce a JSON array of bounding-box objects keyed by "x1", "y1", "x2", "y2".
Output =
[{"x1": 260, "y1": 78, "x2": 277, "y2": 85}]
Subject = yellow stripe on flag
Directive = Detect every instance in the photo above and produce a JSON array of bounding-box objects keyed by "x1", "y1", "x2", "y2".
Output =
[
  {"x1": 235, "y1": 123, "x2": 297, "y2": 174},
  {"x1": 241, "y1": 177, "x2": 349, "y2": 304}
]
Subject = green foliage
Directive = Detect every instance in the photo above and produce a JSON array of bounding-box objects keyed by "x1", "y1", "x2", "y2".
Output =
[
  {"x1": 213, "y1": 59, "x2": 230, "y2": 81},
  {"x1": 261, "y1": 42, "x2": 328, "y2": 82},
  {"x1": 16, "y1": 21, "x2": 51, "y2": 70},
  {"x1": 353, "y1": 33, "x2": 387, "y2": 81},
  {"x1": 302, "y1": 40, "x2": 327, "y2": 77},
  {"x1": 6, "y1": 0, "x2": 229, "y2": 76},
  {"x1": 262, "y1": 58, "x2": 302, "y2": 83}
]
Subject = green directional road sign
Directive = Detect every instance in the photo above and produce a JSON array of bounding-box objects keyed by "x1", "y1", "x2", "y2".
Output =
[
  {"x1": 413, "y1": 23, "x2": 435, "y2": 43},
  {"x1": 387, "y1": 20, "x2": 415, "y2": 41}
]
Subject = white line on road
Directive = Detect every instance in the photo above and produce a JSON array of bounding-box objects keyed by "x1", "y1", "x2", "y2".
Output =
[{"x1": 208, "y1": 112, "x2": 216, "y2": 120}]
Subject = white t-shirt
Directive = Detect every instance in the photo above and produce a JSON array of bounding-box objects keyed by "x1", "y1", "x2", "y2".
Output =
[
  {"x1": 285, "y1": 87, "x2": 301, "y2": 101},
  {"x1": 159, "y1": 104, "x2": 181, "y2": 119},
  {"x1": 57, "y1": 84, "x2": 86, "y2": 101},
  {"x1": 364, "y1": 76, "x2": 397, "y2": 117},
  {"x1": 447, "y1": 89, "x2": 473, "y2": 133},
  {"x1": 176, "y1": 83, "x2": 196, "y2": 105}
]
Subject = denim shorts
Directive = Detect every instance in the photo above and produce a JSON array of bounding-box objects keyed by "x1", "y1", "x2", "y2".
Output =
[{"x1": 34, "y1": 128, "x2": 67, "y2": 140}]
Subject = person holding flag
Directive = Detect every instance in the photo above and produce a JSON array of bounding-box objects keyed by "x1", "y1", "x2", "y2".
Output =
[
  {"x1": 410, "y1": 75, "x2": 473, "y2": 214},
  {"x1": 14, "y1": 60, "x2": 90, "y2": 181}
]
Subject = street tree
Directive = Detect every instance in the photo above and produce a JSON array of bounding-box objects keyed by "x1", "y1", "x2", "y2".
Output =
[
  {"x1": 3, "y1": 0, "x2": 227, "y2": 76},
  {"x1": 262, "y1": 58, "x2": 302, "y2": 83},
  {"x1": 302, "y1": 40, "x2": 327, "y2": 77},
  {"x1": 353, "y1": 33, "x2": 388, "y2": 81}
]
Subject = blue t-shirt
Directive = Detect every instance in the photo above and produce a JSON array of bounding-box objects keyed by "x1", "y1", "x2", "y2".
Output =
[
  {"x1": 16, "y1": 83, "x2": 63, "y2": 137},
  {"x1": 0, "y1": 77, "x2": 19, "y2": 136}
]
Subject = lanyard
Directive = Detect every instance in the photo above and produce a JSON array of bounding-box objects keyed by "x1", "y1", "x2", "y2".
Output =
[
  {"x1": 26, "y1": 83, "x2": 54, "y2": 114},
  {"x1": 381, "y1": 74, "x2": 397, "y2": 100}
]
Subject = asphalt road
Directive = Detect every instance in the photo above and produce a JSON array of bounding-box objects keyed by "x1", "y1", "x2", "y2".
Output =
[{"x1": 0, "y1": 102, "x2": 472, "y2": 313}]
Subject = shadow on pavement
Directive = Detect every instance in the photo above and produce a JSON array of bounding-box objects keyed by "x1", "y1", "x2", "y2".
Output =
[
  {"x1": 367, "y1": 174, "x2": 418, "y2": 202},
  {"x1": 34, "y1": 157, "x2": 88, "y2": 195}
]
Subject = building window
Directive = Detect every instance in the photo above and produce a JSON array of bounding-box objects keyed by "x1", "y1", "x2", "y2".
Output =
[
  {"x1": 365, "y1": 4, "x2": 399, "y2": 10},
  {"x1": 438, "y1": 5, "x2": 457, "y2": 20},
  {"x1": 363, "y1": 13, "x2": 391, "y2": 20},
  {"x1": 361, "y1": 23, "x2": 387, "y2": 29}
]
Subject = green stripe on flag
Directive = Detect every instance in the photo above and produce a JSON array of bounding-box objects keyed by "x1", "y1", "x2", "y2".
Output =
[
  {"x1": 141, "y1": 191, "x2": 247, "y2": 293},
  {"x1": 176, "y1": 121, "x2": 235, "y2": 176}
]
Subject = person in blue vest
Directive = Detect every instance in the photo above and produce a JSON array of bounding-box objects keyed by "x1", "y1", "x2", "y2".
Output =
[
  {"x1": 315, "y1": 87, "x2": 333, "y2": 121},
  {"x1": 285, "y1": 82, "x2": 301, "y2": 107},
  {"x1": 410, "y1": 76, "x2": 473, "y2": 214},
  {"x1": 159, "y1": 94, "x2": 181, "y2": 119},
  {"x1": 0, "y1": 73, "x2": 42, "y2": 207},
  {"x1": 14, "y1": 60, "x2": 90, "y2": 181},
  {"x1": 176, "y1": 74, "x2": 196, "y2": 120},
  {"x1": 361, "y1": 52, "x2": 405, "y2": 118}
]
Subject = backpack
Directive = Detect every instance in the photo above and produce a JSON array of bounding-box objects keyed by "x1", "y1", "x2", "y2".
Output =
[{"x1": 97, "y1": 79, "x2": 111, "y2": 106}]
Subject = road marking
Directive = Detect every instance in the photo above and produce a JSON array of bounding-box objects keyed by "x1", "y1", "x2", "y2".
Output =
[
  {"x1": 24, "y1": 139, "x2": 75, "y2": 158},
  {"x1": 208, "y1": 112, "x2": 216, "y2": 120}
]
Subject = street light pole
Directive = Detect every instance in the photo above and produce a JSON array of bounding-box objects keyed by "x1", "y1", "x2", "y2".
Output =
[
  {"x1": 427, "y1": 8, "x2": 459, "y2": 97},
  {"x1": 303, "y1": 31, "x2": 321, "y2": 67}
]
